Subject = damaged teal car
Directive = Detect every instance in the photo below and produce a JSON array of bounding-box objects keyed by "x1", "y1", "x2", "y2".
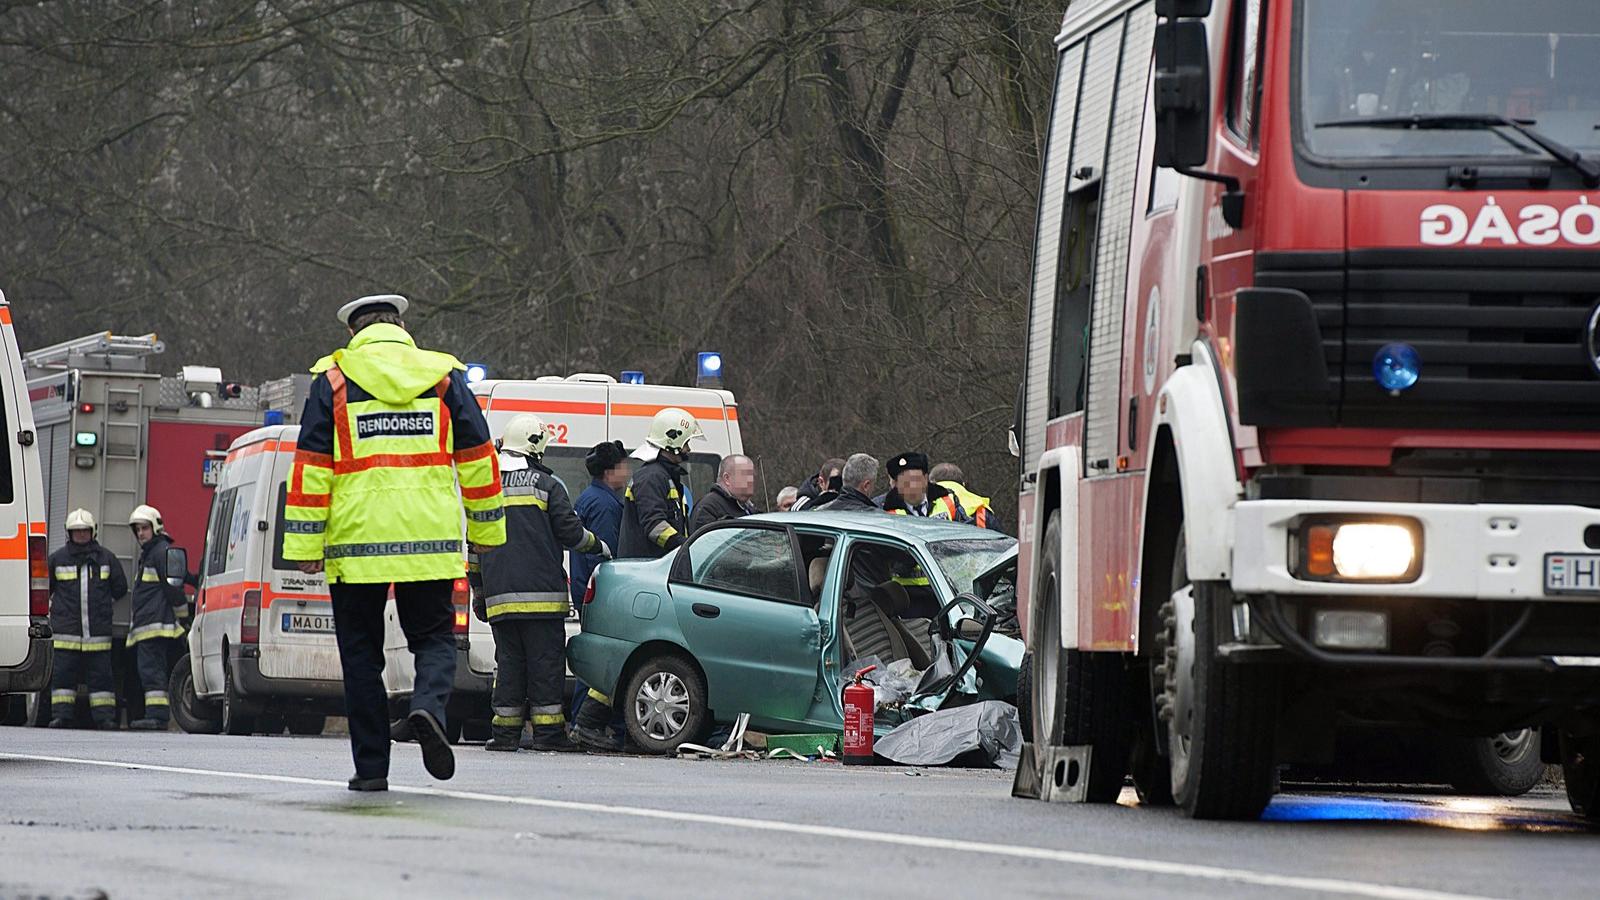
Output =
[{"x1": 568, "y1": 512, "x2": 1022, "y2": 753}]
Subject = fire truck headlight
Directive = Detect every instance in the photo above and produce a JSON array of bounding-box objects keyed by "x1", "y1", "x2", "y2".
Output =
[
  {"x1": 1372, "y1": 342, "x2": 1421, "y2": 393},
  {"x1": 1296, "y1": 518, "x2": 1421, "y2": 583}
]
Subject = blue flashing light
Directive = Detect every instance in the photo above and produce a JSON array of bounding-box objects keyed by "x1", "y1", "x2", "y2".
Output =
[
  {"x1": 697, "y1": 352, "x2": 723, "y2": 378},
  {"x1": 465, "y1": 363, "x2": 489, "y2": 384},
  {"x1": 1372, "y1": 342, "x2": 1421, "y2": 393},
  {"x1": 263, "y1": 409, "x2": 286, "y2": 426},
  {"x1": 620, "y1": 370, "x2": 646, "y2": 385}
]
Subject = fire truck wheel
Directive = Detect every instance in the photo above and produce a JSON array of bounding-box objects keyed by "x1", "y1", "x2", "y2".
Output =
[
  {"x1": 1016, "y1": 650, "x2": 1033, "y2": 742},
  {"x1": 1441, "y1": 730, "x2": 1545, "y2": 797},
  {"x1": 623, "y1": 653, "x2": 709, "y2": 755},
  {"x1": 286, "y1": 714, "x2": 327, "y2": 736},
  {"x1": 1033, "y1": 512, "x2": 1132, "y2": 803},
  {"x1": 1162, "y1": 527, "x2": 1278, "y2": 820},
  {"x1": 170, "y1": 654, "x2": 222, "y2": 735},
  {"x1": 221, "y1": 659, "x2": 260, "y2": 737},
  {"x1": 1560, "y1": 730, "x2": 1600, "y2": 820}
]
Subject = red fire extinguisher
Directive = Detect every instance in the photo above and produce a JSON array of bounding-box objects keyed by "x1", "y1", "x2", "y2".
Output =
[{"x1": 842, "y1": 665, "x2": 876, "y2": 766}]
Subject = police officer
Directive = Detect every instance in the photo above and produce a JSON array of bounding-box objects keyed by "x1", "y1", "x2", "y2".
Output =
[
  {"x1": 878, "y1": 451, "x2": 968, "y2": 521},
  {"x1": 928, "y1": 463, "x2": 1005, "y2": 533},
  {"x1": 284, "y1": 294, "x2": 505, "y2": 792},
  {"x1": 475, "y1": 414, "x2": 609, "y2": 752},
  {"x1": 615, "y1": 408, "x2": 702, "y2": 559},
  {"x1": 47, "y1": 509, "x2": 127, "y2": 729},
  {"x1": 126, "y1": 505, "x2": 187, "y2": 730}
]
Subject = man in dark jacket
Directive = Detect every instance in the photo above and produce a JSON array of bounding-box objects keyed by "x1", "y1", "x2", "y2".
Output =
[
  {"x1": 126, "y1": 504, "x2": 188, "y2": 730},
  {"x1": 569, "y1": 440, "x2": 628, "y2": 609},
  {"x1": 48, "y1": 509, "x2": 127, "y2": 729},
  {"x1": 791, "y1": 457, "x2": 844, "y2": 511},
  {"x1": 615, "y1": 408, "x2": 702, "y2": 560},
  {"x1": 688, "y1": 455, "x2": 756, "y2": 534},
  {"x1": 877, "y1": 451, "x2": 969, "y2": 521},
  {"x1": 819, "y1": 453, "x2": 882, "y2": 512},
  {"x1": 474, "y1": 414, "x2": 608, "y2": 752}
]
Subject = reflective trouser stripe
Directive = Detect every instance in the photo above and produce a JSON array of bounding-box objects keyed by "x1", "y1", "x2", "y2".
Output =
[
  {"x1": 51, "y1": 689, "x2": 75, "y2": 702},
  {"x1": 484, "y1": 592, "x2": 569, "y2": 618},
  {"x1": 144, "y1": 691, "x2": 169, "y2": 707},
  {"x1": 491, "y1": 715, "x2": 524, "y2": 727},
  {"x1": 126, "y1": 623, "x2": 184, "y2": 644},
  {"x1": 530, "y1": 704, "x2": 564, "y2": 726},
  {"x1": 53, "y1": 638, "x2": 112, "y2": 651},
  {"x1": 89, "y1": 692, "x2": 116, "y2": 708},
  {"x1": 586, "y1": 688, "x2": 611, "y2": 705}
]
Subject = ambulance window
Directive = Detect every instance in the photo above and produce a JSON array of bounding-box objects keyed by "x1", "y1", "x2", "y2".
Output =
[
  {"x1": 205, "y1": 488, "x2": 237, "y2": 577},
  {"x1": 540, "y1": 446, "x2": 589, "y2": 499},
  {"x1": 1227, "y1": 0, "x2": 1266, "y2": 145},
  {"x1": 272, "y1": 484, "x2": 293, "y2": 570},
  {"x1": 682, "y1": 452, "x2": 722, "y2": 515},
  {"x1": 0, "y1": 383, "x2": 12, "y2": 503}
]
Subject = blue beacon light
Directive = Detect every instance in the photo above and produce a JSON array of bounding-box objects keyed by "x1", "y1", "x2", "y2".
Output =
[
  {"x1": 1372, "y1": 342, "x2": 1421, "y2": 395},
  {"x1": 620, "y1": 371, "x2": 646, "y2": 385}
]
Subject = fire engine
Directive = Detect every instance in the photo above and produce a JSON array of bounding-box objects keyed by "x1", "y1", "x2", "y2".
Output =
[
  {"x1": 14, "y1": 331, "x2": 305, "y2": 725},
  {"x1": 1012, "y1": 0, "x2": 1600, "y2": 819}
]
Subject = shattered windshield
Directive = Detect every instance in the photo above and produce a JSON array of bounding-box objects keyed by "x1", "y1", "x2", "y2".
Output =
[
  {"x1": 1298, "y1": 0, "x2": 1600, "y2": 160},
  {"x1": 927, "y1": 537, "x2": 1016, "y2": 596}
]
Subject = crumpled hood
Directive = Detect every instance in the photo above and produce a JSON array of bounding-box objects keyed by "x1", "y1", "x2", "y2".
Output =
[{"x1": 310, "y1": 323, "x2": 464, "y2": 403}]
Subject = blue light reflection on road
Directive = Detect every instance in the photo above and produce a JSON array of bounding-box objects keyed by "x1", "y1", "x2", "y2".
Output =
[{"x1": 1264, "y1": 793, "x2": 1591, "y2": 834}]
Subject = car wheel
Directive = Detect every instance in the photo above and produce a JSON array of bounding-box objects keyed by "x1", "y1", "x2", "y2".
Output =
[
  {"x1": 1161, "y1": 526, "x2": 1278, "y2": 820},
  {"x1": 221, "y1": 658, "x2": 258, "y2": 737},
  {"x1": 1442, "y1": 729, "x2": 1545, "y2": 796},
  {"x1": 170, "y1": 654, "x2": 222, "y2": 735},
  {"x1": 286, "y1": 714, "x2": 326, "y2": 736},
  {"x1": 623, "y1": 654, "x2": 709, "y2": 755},
  {"x1": 1016, "y1": 650, "x2": 1033, "y2": 742},
  {"x1": 1561, "y1": 730, "x2": 1600, "y2": 820}
]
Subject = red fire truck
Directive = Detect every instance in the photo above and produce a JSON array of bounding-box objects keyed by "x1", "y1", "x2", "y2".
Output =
[
  {"x1": 1012, "y1": 0, "x2": 1600, "y2": 820},
  {"x1": 12, "y1": 332, "x2": 305, "y2": 726}
]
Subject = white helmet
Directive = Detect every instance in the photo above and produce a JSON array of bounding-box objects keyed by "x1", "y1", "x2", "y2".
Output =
[
  {"x1": 129, "y1": 504, "x2": 164, "y2": 532},
  {"x1": 646, "y1": 407, "x2": 704, "y2": 453},
  {"x1": 66, "y1": 508, "x2": 97, "y2": 536},
  {"x1": 500, "y1": 413, "x2": 550, "y2": 457}
]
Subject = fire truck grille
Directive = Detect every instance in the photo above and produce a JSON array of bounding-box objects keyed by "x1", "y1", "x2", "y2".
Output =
[{"x1": 1254, "y1": 250, "x2": 1600, "y2": 431}]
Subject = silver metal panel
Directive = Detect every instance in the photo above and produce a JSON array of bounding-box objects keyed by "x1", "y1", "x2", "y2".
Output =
[
  {"x1": 1023, "y1": 45, "x2": 1085, "y2": 468},
  {"x1": 42, "y1": 424, "x2": 69, "y2": 541},
  {"x1": 1085, "y1": 5, "x2": 1155, "y2": 468}
]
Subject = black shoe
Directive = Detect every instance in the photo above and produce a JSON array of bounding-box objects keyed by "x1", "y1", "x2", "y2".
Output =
[
  {"x1": 95, "y1": 720, "x2": 118, "y2": 731},
  {"x1": 528, "y1": 733, "x2": 583, "y2": 753},
  {"x1": 407, "y1": 710, "x2": 455, "y2": 781},
  {"x1": 390, "y1": 718, "x2": 414, "y2": 743},
  {"x1": 47, "y1": 718, "x2": 71, "y2": 729},
  {"x1": 570, "y1": 723, "x2": 616, "y2": 752},
  {"x1": 129, "y1": 718, "x2": 161, "y2": 731},
  {"x1": 348, "y1": 776, "x2": 388, "y2": 792},
  {"x1": 485, "y1": 734, "x2": 519, "y2": 752}
]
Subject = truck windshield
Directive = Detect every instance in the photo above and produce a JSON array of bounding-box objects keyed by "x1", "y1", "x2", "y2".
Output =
[{"x1": 1298, "y1": 0, "x2": 1600, "y2": 161}]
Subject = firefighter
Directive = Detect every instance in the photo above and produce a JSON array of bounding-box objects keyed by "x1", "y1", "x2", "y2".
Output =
[
  {"x1": 927, "y1": 463, "x2": 1005, "y2": 533},
  {"x1": 125, "y1": 504, "x2": 187, "y2": 730},
  {"x1": 878, "y1": 451, "x2": 968, "y2": 521},
  {"x1": 284, "y1": 294, "x2": 505, "y2": 792},
  {"x1": 47, "y1": 509, "x2": 127, "y2": 729},
  {"x1": 615, "y1": 408, "x2": 702, "y2": 560},
  {"x1": 474, "y1": 413, "x2": 609, "y2": 753}
]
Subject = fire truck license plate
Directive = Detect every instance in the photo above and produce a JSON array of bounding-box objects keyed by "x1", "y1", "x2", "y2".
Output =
[
  {"x1": 282, "y1": 612, "x2": 336, "y2": 634},
  {"x1": 1544, "y1": 554, "x2": 1600, "y2": 595}
]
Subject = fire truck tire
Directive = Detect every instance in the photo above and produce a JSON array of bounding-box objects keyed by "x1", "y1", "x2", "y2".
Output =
[
  {"x1": 1034, "y1": 512, "x2": 1132, "y2": 803},
  {"x1": 286, "y1": 714, "x2": 326, "y2": 736},
  {"x1": 1016, "y1": 650, "x2": 1033, "y2": 742},
  {"x1": 170, "y1": 654, "x2": 222, "y2": 735},
  {"x1": 1163, "y1": 528, "x2": 1278, "y2": 820},
  {"x1": 221, "y1": 660, "x2": 259, "y2": 737},
  {"x1": 1441, "y1": 730, "x2": 1544, "y2": 797},
  {"x1": 1560, "y1": 730, "x2": 1600, "y2": 820}
]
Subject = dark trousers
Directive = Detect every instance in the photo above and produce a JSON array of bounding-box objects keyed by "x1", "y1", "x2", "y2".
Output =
[
  {"x1": 51, "y1": 648, "x2": 115, "y2": 726},
  {"x1": 331, "y1": 579, "x2": 454, "y2": 779},
  {"x1": 490, "y1": 618, "x2": 566, "y2": 737},
  {"x1": 134, "y1": 638, "x2": 173, "y2": 723}
]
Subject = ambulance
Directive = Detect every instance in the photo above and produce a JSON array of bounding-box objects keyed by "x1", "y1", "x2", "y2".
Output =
[{"x1": 0, "y1": 290, "x2": 52, "y2": 726}]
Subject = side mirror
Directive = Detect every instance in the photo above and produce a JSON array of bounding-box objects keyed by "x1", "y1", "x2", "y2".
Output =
[
  {"x1": 1153, "y1": 19, "x2": 1212, "y2": 169},
  {"x1": 956, "y1": 618, "x2": 986, "y2": 641},
  {"x1": 165, "y1": 546, "x2": 189, "y2": 589}
]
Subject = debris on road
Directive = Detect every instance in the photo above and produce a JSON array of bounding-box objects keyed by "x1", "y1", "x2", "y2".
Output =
[{"x1": 873, "y1": 700, "x2": 1021, "y2": 769}]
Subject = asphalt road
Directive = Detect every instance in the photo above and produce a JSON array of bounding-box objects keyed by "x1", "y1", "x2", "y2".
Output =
[{"x1": 0, "y1": 729, "x2": 1593, "y2": 900}]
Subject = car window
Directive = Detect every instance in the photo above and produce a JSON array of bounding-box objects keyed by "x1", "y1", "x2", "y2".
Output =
[
  {"x1": 204, "y1": 487, "x2": 238, "y2": 579},
  {"x1": 927, "y1": 537, "x2": 1017, "y2": 595},
  {"x1": 681, "y1": 526, "x2": 799, "y2": 603}
]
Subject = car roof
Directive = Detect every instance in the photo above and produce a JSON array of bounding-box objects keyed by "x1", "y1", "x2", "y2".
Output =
[{"x1": 742, "y1": 510, "x2": 1012, "y2": 544}]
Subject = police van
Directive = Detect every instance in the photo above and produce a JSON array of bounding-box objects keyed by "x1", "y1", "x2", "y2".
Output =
[
  {"x1": 175, "y1": 425, "x2": 479, "y2": 738},
  {"x1": 0, "y1": 290, "x2": 53, "y2": 725}
]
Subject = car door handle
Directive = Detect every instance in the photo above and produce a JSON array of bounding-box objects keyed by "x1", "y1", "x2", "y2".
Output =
[{"x1": 692, "y1": 603, "x2": 720, "y2": 619}]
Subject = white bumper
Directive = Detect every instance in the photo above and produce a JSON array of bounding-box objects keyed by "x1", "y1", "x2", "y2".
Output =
[{"x1": 1232, "y1": 500, "x2": 1600, "y2": 601}]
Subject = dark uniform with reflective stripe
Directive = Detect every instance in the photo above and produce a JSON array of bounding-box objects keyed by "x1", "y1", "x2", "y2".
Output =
[
  {"x1": 47, "y1": 539, "x2": 127, "y2": 726},
  {"x1": 128, "y1": 531, "x2": 187, "y2": 723},
  {"x1": 474, "y1": 454, "x2": 598, "y2": 747},
  {"x1": 617, "y1": 456, "x2": 689, "y2": 560}
]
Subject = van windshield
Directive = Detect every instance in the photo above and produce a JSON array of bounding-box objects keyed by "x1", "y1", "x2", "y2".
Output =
[{"x1": 1298, "y1": 0, "x2": 1600, "y2": 160}]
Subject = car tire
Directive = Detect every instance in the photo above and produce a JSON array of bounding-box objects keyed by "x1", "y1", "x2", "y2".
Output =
[
  {"x1": 1033, "y1": 512, "x2": 1132, "y2": 803},
  {"x1": 1441, "y1": 730, "x2": 1545, "y2": 796},
  {"x1": 1561, "y1": 730, "x2": 1600, "y2": 820},
  {"x1": 170, "y1": 654, "x2": 222, "y2": 735},
  {"x1": 221, "y1": 658, "x2": 258, "y2": 737},
  {"x1": 623, "y1": 654, "x2": 709, "y2": 755},
  {"x1": 286, "y1": 714, "x2": 326, "y2": 736},
  {"x1": 1161, "y1": 526, "x2": 1278, "y2": 820},
  {"x1": 1016, "y1": 650, "x2": 1033, "y2": 742}
]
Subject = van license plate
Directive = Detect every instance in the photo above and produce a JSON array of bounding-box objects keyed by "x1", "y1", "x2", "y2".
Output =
[
  {"x1": 282, "y1": 612, "x2": 337, "y2": 634},
  {"x1": 1544, "y1": 554, "x2": 1600, "y2": 595}
]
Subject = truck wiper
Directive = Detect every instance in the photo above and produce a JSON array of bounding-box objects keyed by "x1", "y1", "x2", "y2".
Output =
[{"x1": 1317, "y1": 113, "x2": 1600, "y2": 187}]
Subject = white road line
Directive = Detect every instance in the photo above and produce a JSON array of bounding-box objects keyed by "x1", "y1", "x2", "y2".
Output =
[{"x1": 0, "y1": 751, "x2": 1495, "y2": 900}]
